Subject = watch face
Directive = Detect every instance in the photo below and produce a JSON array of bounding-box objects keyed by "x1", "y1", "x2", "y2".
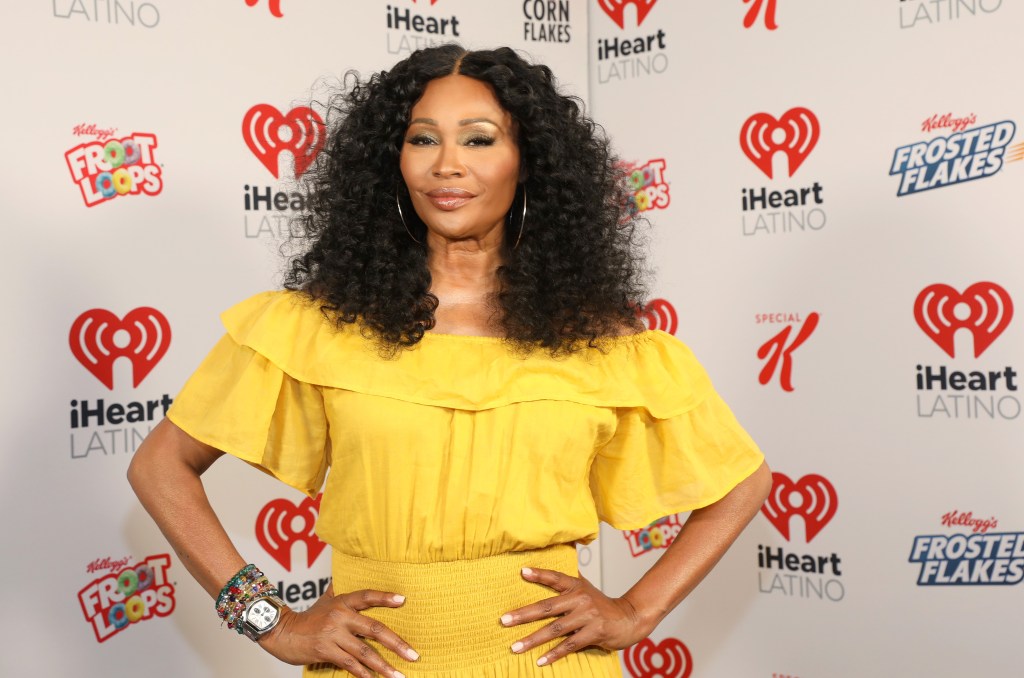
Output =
[{"x1": 246, "y1": 599, "x2": 279, "y2": 631}]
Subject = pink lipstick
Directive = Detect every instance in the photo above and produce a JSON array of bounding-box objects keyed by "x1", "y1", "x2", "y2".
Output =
[{"x1": 426, "y1": 187, "x2": 474, "y2": 210}]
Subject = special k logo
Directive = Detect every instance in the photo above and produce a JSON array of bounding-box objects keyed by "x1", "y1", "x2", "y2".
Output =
[
  {"x1": 742, "y1": 0, "x2": 778, "y2": 30},
  {"x1": 256, "y1": 494, "x2": 327, "y2": 571},
  {"x1": 761, "y1": 473, "x2": 838, "y2": 543},
  {"x1": 624, "y1": 637, "x2": 693, "y2": 678},
  {"x1": 597, "y1": 0, "x2": 657, "y2": 29},
  {"x1": 242, "y1": 104, "x2": 325, "y2": 179},
  {"x1": 69, "y1": 308, "x2": 171, "y2": 390},
  {"x1": 914, "y1": 282, "x2": 1013, "y2": 358},
  {"x1": 636, "y1": 298, "x2": 678, "y2": 334},
  {"x1": 740, "y1": 108, "x2": 819, "y2": 179},
  {"x1": 757, "y1": 312, "x2": 818, "y2": 391}
]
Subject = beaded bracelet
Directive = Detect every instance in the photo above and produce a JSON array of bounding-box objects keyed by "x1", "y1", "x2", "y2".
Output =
[{"x1": 215, "y1": 564, "x2": 280, "y2": 633}]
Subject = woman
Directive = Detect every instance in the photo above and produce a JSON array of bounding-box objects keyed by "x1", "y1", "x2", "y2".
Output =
[{"x1": 128, "y1": 45, "x2": 771, "y2": 678}]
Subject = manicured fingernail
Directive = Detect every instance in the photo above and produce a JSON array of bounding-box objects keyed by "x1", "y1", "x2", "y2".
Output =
[
  {"x1": 500, "y1": 614, "x2": 513, "y2": 626},
  {"x1": 511, "y1": 641, "x2": 524, "y2": 653},
  {"x1": 522, "y1": 567, "x2": 533, "y2": 576},
  {"x1": 394, "y1": 672, "x2": 406, "y2": 678},
  {"x1": 405, "y1": 648, "x2": 419, "y2": 661},
  {"x1": 537, "y1": 656, "x2": 549, "y2": 666},
  {"x1": 392, "y1": 594, "x2": 406, "y2": 604}
]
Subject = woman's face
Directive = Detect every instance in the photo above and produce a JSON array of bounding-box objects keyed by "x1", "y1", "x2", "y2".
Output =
[{"x1": 400, "y1": 74, "x2": 521, "y2": 244}]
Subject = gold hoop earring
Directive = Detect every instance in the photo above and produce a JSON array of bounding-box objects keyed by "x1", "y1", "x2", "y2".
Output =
[{"x1": 396, "y1": 192, "x2": 423, "y2": 245}]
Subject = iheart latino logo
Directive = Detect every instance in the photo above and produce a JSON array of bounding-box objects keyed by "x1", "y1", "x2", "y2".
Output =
[
  {"x1": 740, "y1": 107, "x2": 819, "y2": 179},
  {"x1": 636, "y1": 298, "x2": 678, "y2": 334},
  {"x1": 914, "y1": 282, "x2": 1013, "y2": 358},
  {"x1": 69, "y1": 308, "x2": 171, "y2": 390},
  {"x1": 256, "y1": 494, "x2": 327, "y2": 571},
  {"x1": 624, "y1": 637, "x2": 693, "y2": 678},
  {"x1": 597, "y1": 0, "x2": 658, "y2": 29},
  {"x1": 242, "y1": 104, "x2": 325, "y2": 179},
  {"x1": 761, "y1": 473, "x2": 837, "y2": 543},
  {"x1": 244, "y1": 0, "x2": 283, "y2": 17}
]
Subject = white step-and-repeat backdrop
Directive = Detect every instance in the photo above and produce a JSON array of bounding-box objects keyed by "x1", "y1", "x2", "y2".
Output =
[{"x1": 2, "y1": 1, "x2": 1020, "y2": 676}]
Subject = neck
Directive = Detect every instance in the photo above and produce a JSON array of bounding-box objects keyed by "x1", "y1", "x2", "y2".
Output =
[{"x1": 426, "y1": 235, "x2": 504, "y2": 297}]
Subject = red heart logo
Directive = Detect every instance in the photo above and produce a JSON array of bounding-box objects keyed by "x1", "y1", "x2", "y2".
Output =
[
  {"x1": 256, "y1": 494, "x2": 327, "y2": 571},
  {"x1": 244, "y1": 0, "x2": 283, "y2": 18},
  {"x1": 761, "y1": 473, "x2": 837, "y2": 543},
  {"x1": 596, "y1": 0, "x2": 658, "y2": 29},
  {"x1": 914, "y1": 282, "x2": 1013, "y2": 358},
  {"x1": 636, "y1": 298, "x2": 678, "y2": 335},
  {"x1": 242, "y1": 104, "x2": 325, "y2": 179},
  {"x1": 69, "y1": 308, "x2": 171, "y2": 390},
  {"x1": 739, "y1": 107, "x2": 820, "y2": 179},
  {"x1": 624, "y1": 637, "x2": 693, "y2": 678}
]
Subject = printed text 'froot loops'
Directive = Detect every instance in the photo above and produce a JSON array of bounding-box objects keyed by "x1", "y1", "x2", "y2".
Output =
[{"x1": 65, "y1": 133, "x2": 163, "y2": 207}]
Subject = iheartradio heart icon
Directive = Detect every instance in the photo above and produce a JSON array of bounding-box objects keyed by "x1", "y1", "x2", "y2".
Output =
[
  {"x1": 624, "y1": 637, "x2": 693, "y2": 678},
  {"x1": 740, "y1": 107, "x2": 819, "y2": 179},
  {"x1": 597, "y1": 0, "x2": 658, "y2": 29},
  {"x1": 244, "y1": 0, "x2": 283, "y2": 17},
  {"x1": 69, "y1": 308, "x2": 171, "y2": 390},
  {"x1": 256, "y1": 494, "x2": 327, "y2": 571},
  {"x1": 242, "y1": 104, "x2": 325, "y2": 179},
  {"x1": 636, "y1": 298, "x2": 678, "y2": 335},
  {"x1": 761, "y1": 472, "x2": 837, "y2": 543},
  {"x1": 914, "y1": 282, "x2": 1013, "y2": 358}
]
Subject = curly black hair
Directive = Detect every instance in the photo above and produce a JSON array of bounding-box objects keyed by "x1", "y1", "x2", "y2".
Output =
[{"x1": 286, "y1": 44, "x2": 648, "y2": 353}]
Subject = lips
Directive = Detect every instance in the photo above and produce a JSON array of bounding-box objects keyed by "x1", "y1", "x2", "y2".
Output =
[{"x1": 425, "y1": 187, "x2": 475, "y2": 211}]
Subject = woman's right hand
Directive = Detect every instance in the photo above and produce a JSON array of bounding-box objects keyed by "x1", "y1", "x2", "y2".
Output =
[{"x1": 258, "y1": 587, "x2": 418, "y2": 678}]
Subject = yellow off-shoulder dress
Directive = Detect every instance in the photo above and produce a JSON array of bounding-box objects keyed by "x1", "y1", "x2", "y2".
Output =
[{"x1": 167, "y1": 291, "x2": 764, "y2": 677}]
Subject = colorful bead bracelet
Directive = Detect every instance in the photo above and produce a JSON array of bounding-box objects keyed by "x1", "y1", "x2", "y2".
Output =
[{"x1": 215, "y1": 564, "x2": 280, "y2": 633}]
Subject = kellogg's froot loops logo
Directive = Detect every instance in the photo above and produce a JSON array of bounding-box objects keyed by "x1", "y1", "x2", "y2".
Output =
[
  {"x1": 626, "y1": 158, "x2": 670, "y2": 213},
  {"x1": 65, "y1": 133, "x2": 162, "y2": 207},
  {"x1": 78, "y1": 554, "x2": 175, "y2": 642},
  {"x1": 623, "y1": 514, "x2": 683, "y2": 557}
]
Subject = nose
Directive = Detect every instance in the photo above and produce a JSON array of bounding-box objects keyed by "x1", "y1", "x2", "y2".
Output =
[{"x1": 432, "y1": 141, "x2": 465, "y2": 178}]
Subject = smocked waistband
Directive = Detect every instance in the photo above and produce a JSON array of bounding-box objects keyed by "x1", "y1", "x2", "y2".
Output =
[{"x1": 318, "y1": 545, "x2": 584, "y2": 674}]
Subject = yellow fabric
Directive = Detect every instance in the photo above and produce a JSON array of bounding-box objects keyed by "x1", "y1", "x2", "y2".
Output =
[
  {"x1": 167, "y1": 290, "x2": 764, "y2": 675},
  {"x1": 304, "y1": 545, "x2": 620, "y2": 677}
]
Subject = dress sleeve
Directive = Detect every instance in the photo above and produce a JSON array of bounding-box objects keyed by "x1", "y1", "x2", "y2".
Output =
[
  {"x1": 588, "y1": 336, "x2": 764, "y2": 530},
  {"x1": 166, "y1": 331, "x2": 330, "y2": 498}
]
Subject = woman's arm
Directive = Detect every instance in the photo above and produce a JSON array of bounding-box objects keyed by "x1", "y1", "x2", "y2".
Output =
[
  {"x1": 127, "y1": 419, "x2": 417, "y2": 678},
  {"x1": 502, "y1": 460, "x2": 773, "y2": 666}
]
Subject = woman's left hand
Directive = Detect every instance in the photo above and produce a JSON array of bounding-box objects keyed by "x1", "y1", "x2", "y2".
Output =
[{"x1": 499, "y1": 567, "x2": 650, "y2": 666}]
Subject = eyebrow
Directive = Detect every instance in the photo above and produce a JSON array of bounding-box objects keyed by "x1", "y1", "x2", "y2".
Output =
[{"x1": 408, "y1": 117, "x2": 500, "y2": 127}]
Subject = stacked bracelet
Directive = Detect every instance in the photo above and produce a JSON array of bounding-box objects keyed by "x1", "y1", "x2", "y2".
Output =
[{"x1": 215, "y1": 564, "x2": 279, "y2": 633}]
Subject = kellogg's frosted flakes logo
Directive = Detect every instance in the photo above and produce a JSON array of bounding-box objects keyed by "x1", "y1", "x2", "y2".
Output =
[
  {"x1": 890, "y1": 116, "x2": 1016, "y2": 196},
  {"x1": 78, "y1": 554, "x2": 175, "y2": 642},
  {"x1": 65, "y1": 132, "x2": 162, "y2": 207},
  {"x1": 910, "y1": 510, "x2": 1024, "y2": 585}
]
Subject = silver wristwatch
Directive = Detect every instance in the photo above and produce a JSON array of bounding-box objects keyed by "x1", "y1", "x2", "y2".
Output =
[{"x1": 240, "y1": 594, "x2": 286, "y2": 641}]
